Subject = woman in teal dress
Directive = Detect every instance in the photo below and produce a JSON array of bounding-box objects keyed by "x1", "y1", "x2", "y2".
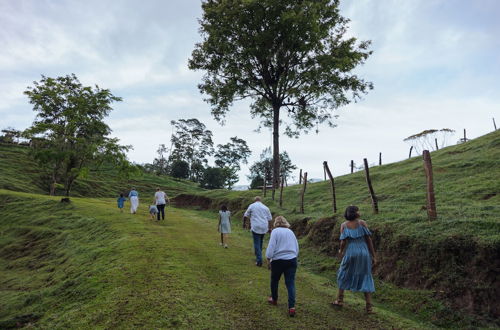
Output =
[{"x1": 332, "y1": 206, "x2": 377, "y2": 313}]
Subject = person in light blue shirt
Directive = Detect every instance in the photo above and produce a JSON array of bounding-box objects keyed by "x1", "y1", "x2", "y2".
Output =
[{"x1": 265, "y1": 216, "x2": 299, "y2": 317}]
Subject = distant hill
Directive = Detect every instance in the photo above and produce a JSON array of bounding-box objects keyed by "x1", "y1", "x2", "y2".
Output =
[{"x1": 0, "y1": 143, "x2": 202, "y2": 198}]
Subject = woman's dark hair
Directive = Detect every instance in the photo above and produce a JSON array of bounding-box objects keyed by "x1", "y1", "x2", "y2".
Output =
[
  {"x1": 120, "y1": 193, "x2": 124, "y2": 197},
  {"x1": 344, "y1": 205, "x2": 360, "y2": 221},
  {"x1": 220, "y1": 204, "x2": 228, "y2": 212}
]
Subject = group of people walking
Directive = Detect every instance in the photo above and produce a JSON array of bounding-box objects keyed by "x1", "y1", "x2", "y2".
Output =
[
  {"x1": 235, "y1": 197, "x2": 376, "y2": 317},
  {"x1": 118, "y1": 189, "x2": 376, "y2": 317},
  {"x1": 117, "y1": 187, "x2": 170, "y2": 221}
]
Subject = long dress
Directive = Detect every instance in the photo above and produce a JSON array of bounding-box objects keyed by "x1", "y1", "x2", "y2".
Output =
[
  {"x1": 219, "y1": 210, "x2": 231, "y2": 234},
  {"x1": 337, "y1": 224, "x2": 375, "y2": 292},
  {"x1": 128, "y1": 190, "x2": 139, "y2": 214}
]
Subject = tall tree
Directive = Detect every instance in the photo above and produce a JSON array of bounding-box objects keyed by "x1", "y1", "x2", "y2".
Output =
[
  {"x1": 169, "y1": 118, "x2": 214, "y2": 181},
  {"x1": 214, "y1": 136, "x2": 251, "y2": 170},
  {"x1": 153, "y1": 144, "x2": 169, "y2": 175},
  {"x1": 189, "y1": 0, "x2": 372, "y2": 196},
  {"x1": 23, "y1": 74, "x2": 129, "y2": 196}
]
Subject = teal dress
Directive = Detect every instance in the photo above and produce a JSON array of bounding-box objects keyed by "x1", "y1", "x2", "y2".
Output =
[{"x1": 337, "y1": 224, "x2": 375, "y2": 292}]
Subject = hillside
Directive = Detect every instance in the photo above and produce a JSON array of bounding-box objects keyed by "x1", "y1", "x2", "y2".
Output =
[
  {"x1": 0, "y1": 143, "x2": 202, "y2": 198},
  {"x1": 172, "y1": 130, "x2": 500, "y2": 323},
  {"x1": 1, "y1": 190, "x2": 438, "y2": 329}
]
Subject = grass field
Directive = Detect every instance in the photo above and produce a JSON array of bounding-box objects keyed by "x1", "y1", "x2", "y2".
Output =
[
  {"x1": 0, "y1": 131, "x2": 499, "y2": 327},
  {"x1": 1, "y1": 190, "x2": 437, "y2": 329}
]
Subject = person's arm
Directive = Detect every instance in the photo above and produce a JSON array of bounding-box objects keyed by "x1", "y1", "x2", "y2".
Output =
[
  {"x1": 265, "y1": 231, "x2": 276, "y2": 262},
  {"x1": 266, "y1": 208, "x2": 273, "y2": 233},
  {"x1": 365, "y1": 235, "x2": 376, "y2": 264},
  {"x1": 338, "y1": 223, "x2": 347, "y2": 258},
  {"x1": 243, "y1": 207, "x2": 251, "y2": 229}
]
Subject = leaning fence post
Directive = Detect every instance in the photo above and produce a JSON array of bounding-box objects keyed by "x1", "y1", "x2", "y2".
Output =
[
  {"x1": 493, "y1": 117, "x2": 497, "y2": 131},
  {"x1": 422, "y1": 150, "x2": 437, "y2": 220},
  {"x1": 279, "y1": 176, "x2": 284, "y2": 208},
  {"x1": 300, "y1": 172, "x2": 308, "y2": 213},
  {"x1": 299, "y1": 169, "x2": 302, "y2": 184},
  {"x1": 435, "y1": 138, "x2": 439, "y2": 150},
  {"x1": 350, "y1": 160, "x2": 354, "y2": 173},
  {"x1": 363, "y1": 158, "x2": 379, "y2": 214},
  {"x1": 409, "y1": 146, "x2": 414, "y2": 159},
  {"x1": 323, "y1": 161, "x2": 337, "y2": 213}
]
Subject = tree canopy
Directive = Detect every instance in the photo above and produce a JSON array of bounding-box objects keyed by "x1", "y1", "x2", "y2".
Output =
[
  {"x1": 23, "y1": 74, "x2": 130, "y2": 196},
  {"x1": 189, "y1": 0, "x2": 372, "y2": 195}
]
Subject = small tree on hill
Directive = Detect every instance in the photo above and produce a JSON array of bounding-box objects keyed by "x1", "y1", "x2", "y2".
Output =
[
  {"x1": 404, "y1": 128, "x2": 455, "y2": 154},
  {"x1": 189, "y1": 0, "x2": 373, "y2": 197},
  {"x1": 23, "y1": 74, "x2": 130, "y2": 196},
  {"x1": 170, "y1": 160, "x2": 190, "y2": 179},
  {"x1": 214, "y1": 136, "x2": 251, "y2": 188}
]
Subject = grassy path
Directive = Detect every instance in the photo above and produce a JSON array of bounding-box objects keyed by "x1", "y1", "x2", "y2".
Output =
[{"x1": 1, "y1": 191, "x2": 432, "y2": 329}]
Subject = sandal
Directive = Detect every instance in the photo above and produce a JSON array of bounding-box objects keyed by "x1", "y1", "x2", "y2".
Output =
[
  {"x1": 331, "y1": 293, "x2": 344, "y2": 308},
  {"x1": 366, "y1": 303, "x2": 375, "y2": 314}
]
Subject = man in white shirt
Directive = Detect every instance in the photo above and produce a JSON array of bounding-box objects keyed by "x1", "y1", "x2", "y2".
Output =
[
  {"x1": 154, "y1": 187, "x2": 169, "y2": 221},
  {"x1": 243, "y1": 196, "x2": 272, "y2": 267}
]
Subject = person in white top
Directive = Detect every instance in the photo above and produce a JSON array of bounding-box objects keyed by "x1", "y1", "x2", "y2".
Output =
[
  {"x1": 154, "y1": 187, "x2": 169, "y2": 221},
  {"x1": 265, "y1": 216, "x2": 299, "y2": 317},
  {"x1": 243, "y1": 196, "x2": 272, "y2": 267}
]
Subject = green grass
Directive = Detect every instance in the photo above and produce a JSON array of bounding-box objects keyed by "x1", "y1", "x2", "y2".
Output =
[
  {"x1": 0, "y1": 142, "x2": 202, "y2": 198},
  {"x1": 171, "y1": 130, "x2": 500, "y2": 325},
  {"x1": 1, "y1": 189, "x2": 434, "y2": 329}
]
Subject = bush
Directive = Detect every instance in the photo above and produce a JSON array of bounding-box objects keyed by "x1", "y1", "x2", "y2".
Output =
[{"x1": 170, "y1": 160, "x2": 190, "y2": 179}]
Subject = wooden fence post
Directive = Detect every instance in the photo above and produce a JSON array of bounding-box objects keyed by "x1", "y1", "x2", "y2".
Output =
[
  {"x1": 324, "y1": 166, "x2": 327, "y2": 180},
  {"x1": 435, "y1": 138, "x2": 439, "y2": 150},
  {"x1": 463, "y1": 129, "x2": 467, "y2": 142},
  {"x1": 422, "y1": 150, "x2": 437, "y2": 220},
  {"x1": 323, "y1": 161, "x2": 337, "y2": 213},
  {"x1": 279, "y1": 176, "x2": 285, "y2": 208},
  {"x1": 299, "y1": 169, "x2": 302, "y2": 184},
  {"x1": 379, "y1": 152, "x2": 382, "y2": 166},
  {"x1": 350, "y1": 160, "x2": 354, "y2": 174},
  {"x1": 363, "y1": 158, "x2": 379, "y2": 214},
  {"x1": 494, "y1": 118, "x2": 497, "y2": 130},
  {"x1": 409, "y1": 146, "x2": 413, "y2": 159},
  {"x1": 300, "y1": 172, "x2": 308, "y2": 213}
]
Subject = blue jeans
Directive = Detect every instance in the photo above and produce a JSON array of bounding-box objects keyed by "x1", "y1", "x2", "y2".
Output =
[
  {"x1": 252, "y1": 231, "x2": 265, "y2": 264},
  {"x1": 270, "y1": 258, "x2": 297, "y2": 308}
]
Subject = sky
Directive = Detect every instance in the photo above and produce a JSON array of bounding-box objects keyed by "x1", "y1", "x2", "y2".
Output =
[{"x1": 1, "y1": 0, "x2": 499, "y2": 185}]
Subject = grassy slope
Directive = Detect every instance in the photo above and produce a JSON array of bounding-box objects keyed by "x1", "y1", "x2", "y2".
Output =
[
  {"x1": 172, "y1": 130, "x2": 500, "y2": 325},
  {"x1": 194, "y1": 130, "x2": 500, "y2": 243},
  {"x1": 0, "y1": 190, "x2": 431, "y2": 329},
  {"x1": 0, "y1": 143, "x2": 201, "y2": 198}
]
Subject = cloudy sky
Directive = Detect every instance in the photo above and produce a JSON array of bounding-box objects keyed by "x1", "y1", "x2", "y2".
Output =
[{"x1": 1, "y1": 0, "x2": 499, "y2": 185}]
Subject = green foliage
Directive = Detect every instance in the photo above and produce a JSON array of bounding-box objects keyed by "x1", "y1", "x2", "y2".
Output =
[
  {"x1": 190, "y1": 0, "x2": 373, "y2": 189},
  {"x1": 169, "y1": 118, "x2": 213, "y2": 181},
  {"x1": 214, "y1": 136, "x2": 251, "y2": 171},
  {"x1": 248, "y1": 148, "x2": 297, "y2": 186},
  {"x1": 22, "y1": 74, "x2": 130, "y2": 196},
  {"x1": 200, "y1": 167, "x2": 227, "y2": 189},
  {"x1": 170, "y1": 160, "x2": 190, "y2": 179}
]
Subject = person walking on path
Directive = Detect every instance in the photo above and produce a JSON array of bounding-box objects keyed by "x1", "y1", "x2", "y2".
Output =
[
  {"x1": 117, "y1": 193, "x2": 126, "y2": 212},
  {"x1": 243, "y1": 196, "x2": 272, "y2": 267},
  {"x1": 266, "y1": 216, "x2": 299, "y2": 317},
  {"x1": 217, "y1": 205, "x2": 231, "y2": 248},
  {"x1": 332, "y1": 205, "x2": 377, "y2": 314},
  {"x1": 154, "y1": 187, "x2": 169, "y2": 221},
  {"x1": 128, "y1": 188, "x2": 139, "y2": 214}
]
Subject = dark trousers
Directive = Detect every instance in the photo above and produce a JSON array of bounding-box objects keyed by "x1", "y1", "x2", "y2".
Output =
[
  {"x1": 252, "y1": 231, "x2": 265, "y2": 264},
  {"x1": 270, "y1": 258, "x2": 297, "y2": 308},
  {"x1": 157, "y1": 204, "x2": 165, "y2": 220}
]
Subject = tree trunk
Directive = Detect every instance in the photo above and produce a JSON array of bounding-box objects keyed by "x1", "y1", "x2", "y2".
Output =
[{"x1": 272, "y1": 105, "x2": 280, "y2": 201}]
